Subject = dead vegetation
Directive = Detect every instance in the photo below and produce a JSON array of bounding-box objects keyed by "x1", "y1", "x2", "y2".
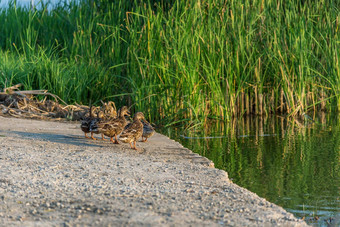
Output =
[{"x1": 0, "y1": 84, "x2": 109, "y2": 121}]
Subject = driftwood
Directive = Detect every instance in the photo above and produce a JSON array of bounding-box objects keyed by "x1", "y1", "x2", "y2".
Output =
[{"x1": 0, "y1": 84, "x2": 91, "y2": 121}]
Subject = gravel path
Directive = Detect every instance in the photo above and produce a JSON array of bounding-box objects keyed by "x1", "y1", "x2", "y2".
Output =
[{"x1": 0, "y1": 116, "x2": 308, "y2": 226}]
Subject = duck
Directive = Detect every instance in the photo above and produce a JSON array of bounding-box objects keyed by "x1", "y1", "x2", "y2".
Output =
[
  {"x1": 97, "y1": 106, "x2": 130, "y2": 144},
  {"x1": 101, "y1": 101, "x2": 117, "y2": 120},
  {"x1": 89, "y1": 110, "x2": 106, "y2": 140},
  {"x1": 141, "y1": 120, "x2": 155, "y2": 142},
  {"x1": 119, "y1": 112, "x2": 145, "y2": 150},
  {"x1": 80, "y1": 106, "x2": 96, "y2": 139}
]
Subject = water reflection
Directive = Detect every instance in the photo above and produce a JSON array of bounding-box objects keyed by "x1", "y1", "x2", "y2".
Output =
[{"x1": 162, "y1": 113, "x2": 340, "y2": 226}]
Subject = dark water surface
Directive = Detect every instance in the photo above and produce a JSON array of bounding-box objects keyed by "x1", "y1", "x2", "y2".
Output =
[{"x1": 162, "y1": 114, "x2": 339, "y2": 226}]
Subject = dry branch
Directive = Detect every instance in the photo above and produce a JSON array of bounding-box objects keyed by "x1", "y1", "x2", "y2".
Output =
[{"x1": 0, "y1": 84, "x2": 91, "y2": 121}]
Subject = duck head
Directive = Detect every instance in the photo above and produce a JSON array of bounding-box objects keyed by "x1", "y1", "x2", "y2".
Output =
[
  {"x1": 133, "y1": 112, "x2": 145, "y2": 121},
  {"x1": 119, "y1": 106, "x2": 130, "y2": 117}
]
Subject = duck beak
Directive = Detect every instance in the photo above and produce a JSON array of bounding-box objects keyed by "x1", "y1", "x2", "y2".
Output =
[{"x1": 126, "y1": 110, "x2": 131, "y2": 116}]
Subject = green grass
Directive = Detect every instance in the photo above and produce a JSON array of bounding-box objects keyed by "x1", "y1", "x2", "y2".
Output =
[{"x1": 0, "y1": 0, "x2": 339, "y2": 126}]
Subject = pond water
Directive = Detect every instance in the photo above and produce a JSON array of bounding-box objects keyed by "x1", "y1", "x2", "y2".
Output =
[{"x1": 162, "y1": 113, "x2": 339, "y2": 226}]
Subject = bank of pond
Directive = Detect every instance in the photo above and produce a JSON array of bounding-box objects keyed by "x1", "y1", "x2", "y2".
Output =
[{"x1": 162, "y1": 113, "x2": 339, "y2": 226}]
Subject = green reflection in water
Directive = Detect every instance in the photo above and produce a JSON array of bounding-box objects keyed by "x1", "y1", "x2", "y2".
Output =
[{"x1": 161, "y1": 114, "x2": 340, "y2": 226}]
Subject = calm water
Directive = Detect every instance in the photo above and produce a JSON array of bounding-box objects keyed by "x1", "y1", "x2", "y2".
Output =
[{"x1": 162, "y1": 114, "x2": 340, "y2": 226}]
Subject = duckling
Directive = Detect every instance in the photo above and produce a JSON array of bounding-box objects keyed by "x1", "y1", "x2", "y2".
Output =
[
  {"x1": 89, "y1": 110, "x2": 106, "y2": 140},
  {"x1": 97, "y1": 106, "x2": 130, "y2": 144},
  {"x1": 119, "y1": 112, "x2": 145, "y2": 150},
  {"x1": 142, "y1": 120, "x2": 155, "y2": 142},
  {"x1": 80, "y1": 106, "x2": 95, "y2": 139}
]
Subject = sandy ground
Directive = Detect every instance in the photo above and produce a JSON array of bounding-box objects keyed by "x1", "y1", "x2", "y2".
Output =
[{"x1": 0, "y1": 116, "x2": 308, "y2": 226}]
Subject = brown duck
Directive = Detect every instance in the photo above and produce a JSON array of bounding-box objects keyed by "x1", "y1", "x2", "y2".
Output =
[
  {"x1": 89, "y1": 110, "x2": 106, "y2": 140},
  {"x1": 96, "y1": 106, "x2": 130, "y2": 144},
  {"x1": 120, "y1": 112, "x2": 145, "y2": 150},
  {"x1": 80, "y1": 106, "x2": 96, "y2": 139},
  {"x1": 101, "y1": 101, "x2": 117, "y2": 120},
  {"x1": 142, "y1": 120, "x2": 155, "y2": 142}
]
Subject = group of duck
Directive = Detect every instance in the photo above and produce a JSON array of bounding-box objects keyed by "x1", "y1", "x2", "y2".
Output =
[{"x1": 80, "y1": 101, "x2": 155, "y2": 150}]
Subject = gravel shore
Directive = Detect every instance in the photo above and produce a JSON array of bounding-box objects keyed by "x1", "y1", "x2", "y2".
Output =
[{"x1": 0, "y1": 116, "x2": 307, "y2": 226}]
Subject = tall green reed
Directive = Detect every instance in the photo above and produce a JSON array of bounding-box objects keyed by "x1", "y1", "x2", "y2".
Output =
[{"x1": 0, "y1": 0, "x2": 339, "y2": 126}]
